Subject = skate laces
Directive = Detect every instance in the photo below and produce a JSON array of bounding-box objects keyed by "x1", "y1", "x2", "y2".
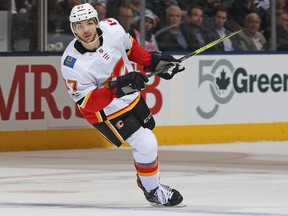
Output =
[{"x1": 154, "y1": 184, "x2": 174, "y2": 204}]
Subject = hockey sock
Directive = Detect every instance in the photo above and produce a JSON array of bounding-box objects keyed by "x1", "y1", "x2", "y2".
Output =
[{"x1": 134, "y1": 157, "x2": 160, "y2": 192}]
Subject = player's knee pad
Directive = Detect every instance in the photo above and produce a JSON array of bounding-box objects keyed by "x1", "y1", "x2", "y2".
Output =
[{"x1": 127, "y1": 127, "x2": 158, "y2": 163}]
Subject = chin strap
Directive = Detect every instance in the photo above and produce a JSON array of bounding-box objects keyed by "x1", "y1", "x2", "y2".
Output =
[{"x1": 77, "y1": 31, "x2": 103, "y2": 45}]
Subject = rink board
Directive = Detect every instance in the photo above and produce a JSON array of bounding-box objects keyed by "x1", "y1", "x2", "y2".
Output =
[
  {"x1": 1, "y1": 122, "x2": 288, "y2": 151},
  {"x1": 1, "y1": 54, "x2": 288, "y2": 151}
]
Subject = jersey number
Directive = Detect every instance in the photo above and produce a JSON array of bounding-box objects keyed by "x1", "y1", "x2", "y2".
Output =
[
  {"x1": 64, "y1": 79, "x2": 77, "y2": 92},
  {"x1": 102, "y1": 18, "x2": 117, "y2": 26}
]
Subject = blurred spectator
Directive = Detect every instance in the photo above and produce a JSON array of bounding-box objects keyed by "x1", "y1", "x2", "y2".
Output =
[
  {"x1": 105, "y1": 0, "x2": 122, "y2": 17},
  {"x1": 238, "y1": 12, "x2": 267, "y2": 51},
  {"x1": 150, "y1": 0, "x2": 187, "y2": 30},
  {"x1": 12, "y1": 0, "x2": 27, "y2": 14},
  {"x1": 254, "y1": 0, "x2": 270, "y2": 11},
  {"x1": 128, "y1": 9, "x2": 159, "y2": 52},
  {"x1": 92, "y1": 1, "x2": 107, "y2": 20},
  {"x1": 156, "y1": 5, "x2": 188, "y2": 51},
  {"x1": 276, "y1": 10, "x2": 288, "y2": 50},
  {"x1": 48, "y1": 0, "x2": 81, "y2": 50},
  {"x1": 231, "y1": 0, "x2": 270, "y2": 32},
  {"x1": 207, "y1": 6, "x2": 242, "y2": 51},
  {"x1": 182, "y1": 5, "x2": 211, "y2": 51},
  {"x1": 254, "y1": 0, "x2": 270, "y2": 37},
  {"x1": 195, "y1": 0, "x2": 222, "y2": 17},
  {"x1": 47, "y1": 0, "x2": 58, "y2": 33},
  {"x1": 10, "y1": 0, "x2": 31, "y2": 51},
  {"x1": 55, "y1": 0, "x2": 81, "y2": 34},
  {"x1": 117, "y1": 5, "x2": 135, "y2": 31},
  {"x1": 125, "y1": 0, "x2": 141, "y2": 20},
  {"x1": 231, "y1": 0, "x2": 257, "y2": 27},
  {"x1": 277, "y1": 0, "x2": 288, "y2": 12}
]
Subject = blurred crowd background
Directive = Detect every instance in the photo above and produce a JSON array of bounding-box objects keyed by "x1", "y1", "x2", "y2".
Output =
[{"x1": 0, "y1": 0, "x2": 287, "y2": 53}]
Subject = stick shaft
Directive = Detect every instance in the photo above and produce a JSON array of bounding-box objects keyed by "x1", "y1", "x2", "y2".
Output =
[
  {"x1": 179, "y1": 28, "x2": 242, "y2": 62},
  {"x1": 111, "y1": 29, "x2": 242, "y2": 87},
  {"x1": 146, "y1": 28, "x2": 242, "y2": 78}
]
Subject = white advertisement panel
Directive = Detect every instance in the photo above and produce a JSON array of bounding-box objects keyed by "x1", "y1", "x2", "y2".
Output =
[
  {"x1": 0, "y1": 54, "x2": 288, "y2": 131},
  {"x1": 155, "y1": 54, "x2": 288, "y2": 125},
  {"x1": 0, "y1": 56, "x2": 88, "y2": 130}
]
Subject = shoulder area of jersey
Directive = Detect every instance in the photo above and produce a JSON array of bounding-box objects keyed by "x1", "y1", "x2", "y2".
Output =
[
  {"x1": 99, "y1": 18, "x2": 124, "y2": 31},
  {"x1": 61, "y1": 38, "x2": 77, "y2": 54}
]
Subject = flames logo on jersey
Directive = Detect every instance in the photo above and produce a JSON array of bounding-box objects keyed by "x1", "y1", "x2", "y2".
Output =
[{"x1": 102, "y1": 57, "x2": 128, "y2": 88}]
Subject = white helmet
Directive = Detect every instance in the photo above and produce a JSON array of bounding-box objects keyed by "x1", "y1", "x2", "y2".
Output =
[{"x1": 70, "y1": 3, "x2": 99, "y2": 24}]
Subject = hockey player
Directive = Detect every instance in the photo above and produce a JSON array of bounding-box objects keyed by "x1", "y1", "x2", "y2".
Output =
[{"x1": 61, "y1": 3, "x2": 184, "y2": 206}]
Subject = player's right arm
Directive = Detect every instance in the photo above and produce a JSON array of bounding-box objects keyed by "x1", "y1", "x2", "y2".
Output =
[
  {"x1": 75, "y1": 88, "x2": 116, "y2": 113},
  {"x1": 62, "y1": 66, "x2": 116, "y2": 114},
  {"x1": 63, "y1": 71, "x2": 148, "y2": 112}
]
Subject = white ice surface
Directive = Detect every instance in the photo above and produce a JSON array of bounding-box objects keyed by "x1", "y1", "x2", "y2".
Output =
[{"x1": 0, "y1": 141, "x2": 288, "y2": 216}]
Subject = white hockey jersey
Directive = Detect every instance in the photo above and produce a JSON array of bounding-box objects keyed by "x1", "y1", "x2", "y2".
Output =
[{"x1": 61, "y1": 18, "x2": 152, "y2": 124}]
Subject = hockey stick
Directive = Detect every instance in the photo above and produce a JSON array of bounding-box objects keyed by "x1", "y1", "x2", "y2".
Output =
[
  {"x1": 110, "y1": 29, "x2": 242, "y2": 93},
  {"x1": 146, "y1": 28, "x2": 242, "y2": 78}
]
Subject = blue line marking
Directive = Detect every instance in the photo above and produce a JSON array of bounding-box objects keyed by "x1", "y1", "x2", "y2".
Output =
[{"x1": 0, "y1": 202, "x2": 287, "y2": 216}]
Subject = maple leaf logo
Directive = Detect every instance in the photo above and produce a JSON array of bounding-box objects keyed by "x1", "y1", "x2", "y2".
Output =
[{"x1": 216, "y1": 70, "x2": 230, "y2": 90}]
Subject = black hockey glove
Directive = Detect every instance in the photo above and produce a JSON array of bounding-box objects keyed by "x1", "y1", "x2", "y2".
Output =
[
  {"x1": 156, "y1": 63, "x2": 185, "y2": 80},
  {"x1": 109, "y1": 71, "x2": 149, "y2": 98},
  {"x1": 146, "y1": 51, "x2": 185, "y2": 80}
]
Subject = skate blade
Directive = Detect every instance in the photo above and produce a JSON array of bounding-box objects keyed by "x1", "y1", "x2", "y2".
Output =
[{"x1": 150, "y1": 202, "x2": 187, "y2": 208}]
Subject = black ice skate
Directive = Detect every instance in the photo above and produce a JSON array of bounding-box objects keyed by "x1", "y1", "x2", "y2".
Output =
[{"x1": 136, "y1": 175, "x2": 184, "y2": 207}]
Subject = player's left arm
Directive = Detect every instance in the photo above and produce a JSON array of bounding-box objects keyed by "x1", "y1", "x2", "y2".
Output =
[
  {"x1": 126, "y1": 37, "x2": 152, "y2": 66},
  {"x1": 126, "y1": 36, "x2": 185, "y2": 80}
]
